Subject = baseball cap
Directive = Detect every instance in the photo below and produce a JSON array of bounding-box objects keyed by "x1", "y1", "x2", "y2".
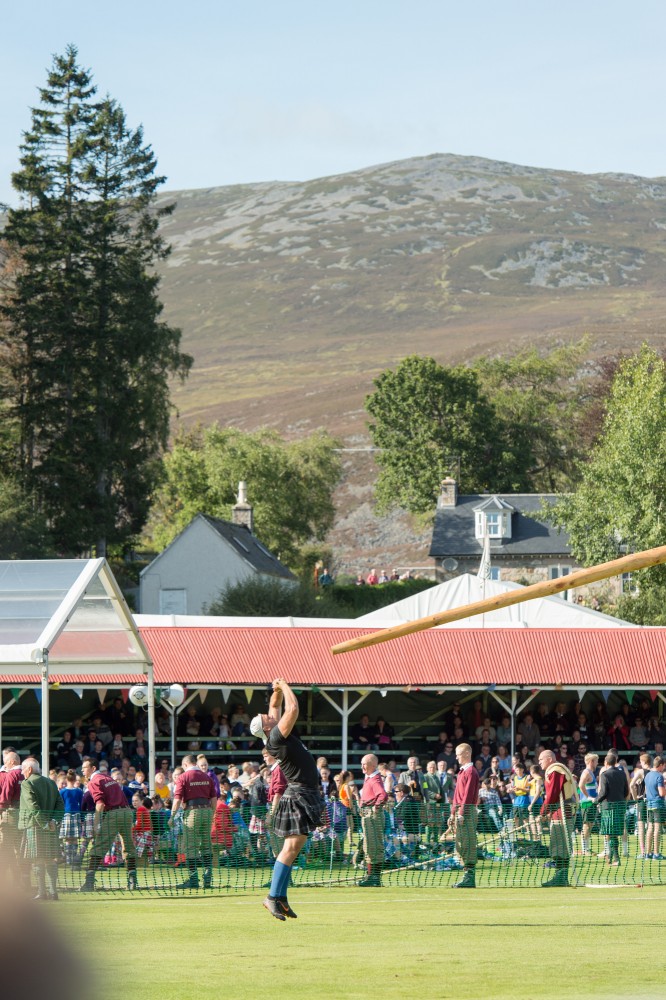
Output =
[{"x1": 250, "y1": 714, "x2": 267, "y2": 743}]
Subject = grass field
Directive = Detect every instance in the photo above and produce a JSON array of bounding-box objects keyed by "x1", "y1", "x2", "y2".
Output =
[{"x1": 52, "y1": 885, "x2": 665, "y2": 1000}]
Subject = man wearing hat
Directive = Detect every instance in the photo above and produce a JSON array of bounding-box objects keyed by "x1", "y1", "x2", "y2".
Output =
[{"x1": 250, "y1": 678, "x2": 323, "y2": 921}]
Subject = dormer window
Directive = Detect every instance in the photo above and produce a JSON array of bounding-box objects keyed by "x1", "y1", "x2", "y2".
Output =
[{"x1": 474, "y1": 496, "x2": 514, "y2": 540}]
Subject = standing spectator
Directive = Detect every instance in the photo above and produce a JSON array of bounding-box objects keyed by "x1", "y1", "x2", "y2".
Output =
[
  {"x1": 539, "y1": 749, "x2": 576, "y2": 888},
  {"x1": 510, "y1": 761, "x2": 530, "y2": 836},
  {"x1": 19, "y1": 757, "x2": 64, "y2": 900},
  {"x1": 196, "y1": 755, "x2": 221, "y2": 797},
  {"x1": 366, "y1": 568, "x2": 379, "y2": 585},
  {"x1": 132, "y1": 792, "x2": 154, "y2": 865},
  {"x1": 319, "y1": 766, "x2": 335, "y2": 801},
  {"x1": 79, "y1": 758, "x2": 137, "y2": 892},
  {"x1": 59, "y1": 769, "x2": 83, "y2": 867},
  {"x1": 436, "y1": 741, "x2": 457, "y2": 771},
  {"x1": 104, "y1": 697, "x2": 133, "y2": 737},
  {"x1": 496, "y1": 746, "x2": 511, "y2": 777},
  {"x1": 377, "y1": 570, "x2": 390, "y2": 584},
  {"x1": 0, "y1": 749, "x2": 23, "y2": 882},
  {"x1": 318, "y1": 567, "x2": 334, "y2": 587},
  {"x1": 401, "y1": 756, "x2": 425, "y2": 802},
  {"x1": 248, "y1": 765, "x2": 269, "y2": 856},
  {"x1": 450, "y1": 743, "x2": 479, "y2": 889},
  {"x1": 422, "y1": 760, "x2": 444, "y2": 844},
  {"x1": 355, "y1": 574, "x2": 366, "y2": 586},
  {"x1": 629, "y1": 752, "x2": 652, "y2": 859},
  {"x1": 645, "y1": 754, "x2": 666, "y2": 860},
  {"x1": 169, "y1": 753, "x2": 217, "y2": 889},
  {"x1": 577, "y1": 753, "x2": 599, "y2": 856},
  {"x1": 597, "y1": 751, "x2": 629, "y2": 865},
  {"x1": 357, "y1": 753, "x2": 388, "y2": 887},
  {"x1": 262, "y1": 746, "x2": 287, "y2": 863}
]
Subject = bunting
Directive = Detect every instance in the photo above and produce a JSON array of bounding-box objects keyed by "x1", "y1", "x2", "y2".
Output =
[
  {"x1": 73, "y1": 688, "x2": 83, "y2": 700},
  {"x1": 625, "y1": 689, "x2": 635, "y2": 705},
  {"x1": 649, "y1": 689, "x2": 659, "y2": 702},
  {"x1": 220, "y1": 687, "x2": 232, "y2": 705},
  {"x1": 96, "y1": 688, "x2": 108, "y2": 706},
  {"x1": 601, "y1": 688, "x2": 611, "y2": 703},
  {"x1": 577, "y1": 688, "x2": 587, "y2": 703},
  {"x1": 199, "y1": 688, "x2": 209, "y2": 705},
  {"x1": 244, "y1": 688, "x2": 253, "y2": 706},
  {"x1": 10, "y1": 688, "x2": 21, "y2": 702},
  {"x1": 34, "y1": 688, "x2": 41, "y2": 704},
  {"x1": 120, "y1": 689, "x2": 129, "y2": 704}
]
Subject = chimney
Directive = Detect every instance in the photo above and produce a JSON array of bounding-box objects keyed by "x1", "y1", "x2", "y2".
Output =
[
  {"x1": 438, "y1": 477, "x2": 458, "y2": 508},
  {"x1": 232, "y1": 480, "x2": 254, "y2": 532}
]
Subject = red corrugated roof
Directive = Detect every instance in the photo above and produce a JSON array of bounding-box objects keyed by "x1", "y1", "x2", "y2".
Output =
[
  {"x1": 3, "y1": 627, "x2": 665, "y2": 689},
  {"x1": 136, "y1": 626, "x2": 666, "y2": 689}
]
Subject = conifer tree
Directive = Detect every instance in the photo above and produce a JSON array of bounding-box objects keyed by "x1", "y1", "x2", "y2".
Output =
[{"x1": 0, "y1": 45, "x2": 191, "y2": 555}]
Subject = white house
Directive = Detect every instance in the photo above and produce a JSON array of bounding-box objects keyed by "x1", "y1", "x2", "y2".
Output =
[{"x1": 139, "y1": 486, "x2": 296, "y2": 614}]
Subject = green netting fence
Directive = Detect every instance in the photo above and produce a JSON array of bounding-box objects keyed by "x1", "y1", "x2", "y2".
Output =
[{"x1": 2, "y1": 799, "x2": 664, "y2": 895}]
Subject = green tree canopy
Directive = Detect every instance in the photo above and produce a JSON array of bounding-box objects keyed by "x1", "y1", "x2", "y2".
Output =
[
  {"x1": 366, "y1": 343, "x2": 593, "y2": 515},
  {"x1": 549, "y1": 344, "x2": 666, "y2": 623},
  {"x1": 147, "y1": 425, "x2": 342, "y2": 569},
  {"x1": 0, "y1": 46, "x2": 191, "y2": 556}
]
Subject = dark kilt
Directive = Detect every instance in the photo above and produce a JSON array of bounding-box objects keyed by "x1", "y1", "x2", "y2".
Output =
[
  {"x1": 272, "y1": 784, "x2": 325, "y2": 838},
  {"x1": 599, "y1": 802, "x2": 626, "y2": 837}
]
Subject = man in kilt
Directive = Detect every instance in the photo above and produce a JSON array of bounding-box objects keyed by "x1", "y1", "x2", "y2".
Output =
[
  {"x1": 539, "y1": 749, "x2": 577, "y2": 887},
  {"x1": 18, "y1": 757, "x2": 64, "y2": 900},
  {"x1": 597, "y1": 750, "x2": 629, "y2": 865},
  {"x1": 250, "y1": 678, "x2": 324, "y2": 921}
]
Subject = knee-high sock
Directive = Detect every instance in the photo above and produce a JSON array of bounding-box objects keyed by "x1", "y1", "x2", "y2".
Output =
[{"x1": 270, "y1": 860, "x2": 292, "y2": 899}]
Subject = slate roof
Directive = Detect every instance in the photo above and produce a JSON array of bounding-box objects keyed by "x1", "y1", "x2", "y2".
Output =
[
  {"x1": 429, "y1": 494, "x2": 571, "y2": 559},
  {"x1": 200, "y1": 515, "x2": 296, "y2": 580}
]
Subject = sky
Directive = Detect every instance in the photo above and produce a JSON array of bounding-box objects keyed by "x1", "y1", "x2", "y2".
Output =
[{"x1": 2, "y1": 1, "x2": 666, "y2": 206}]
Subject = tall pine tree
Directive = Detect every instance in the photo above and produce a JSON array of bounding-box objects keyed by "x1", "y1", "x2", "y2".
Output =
[{"x1": 0, "y1": 45, "x2": 191, "y2": 555}]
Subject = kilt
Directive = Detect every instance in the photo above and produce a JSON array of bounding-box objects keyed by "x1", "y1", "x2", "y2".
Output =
[
  {"x1": 271, "y1": 784, "x2": 325, "y2": 839},
  {"x1": 23, "y1": 825, "x2": 59, "y2": 862},
  {"x1": 600, "y1": 802, "x2": 626, "y2": 837},
  {"x1": 60, "y1": 812, "x2": 82, "y2": 838}
]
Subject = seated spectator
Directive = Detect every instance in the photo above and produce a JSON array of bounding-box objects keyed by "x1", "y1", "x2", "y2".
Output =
[
  {"x1": 67, "y1": 740, "x2": 85, "y2": 771},
  {"x1": 647, "y1": 717, "x2": 666, "y2": 750},
  {"x1": 373, "y1": 717, "x2": 394, "y2": 750},
  {"x1": 476, "y1": 744, "x2": 493, "y2": 773},
  {"x1": 630, "y1": 717, "x2": 649, "y2": 749},
  {"x1": 608, "y1": 714, "x2": 631, "y2": 752},
  {"x1": 104, "y1": 696, "x2": 133, "y2": 736},
  {"x1": 131, "y1": 745, "x2": 150, "y2": 771},
  {"x1": 156, "y1": 708, "x2": 172, "y2": 737},
  {"x1": 496, "y1": 715, "x2": 512, "y2": 748},
  {"x1": 178, "y1": 704, "x2": 201, "y2": 736},
  {"x1": 128, "y1": 727, "x2": 149, "y2": 759},
  {"x1": 496, "y1": 745, "x2": 511, "y2": 776},
  {"x1": 90, "y1": 715, "x2": 113, "y2": 748},
  {"x1": 436, "y1": 740, "x2": 456, "y2": 771},
  {"x1": 484, "y1": 755, "x2": 504, "y2": 783},
  {"x1": 56, "y1": 731, "x2": 74, "y2": 769},
  {"x1": 552, "y1": 702, "x2": 571, "y2": 736},
  {"x1": 351, "y1": 714, "x2": 377, "y2": 752},
  {"x1": 475, "y1": 717, "x2": 497, "y2": 743},
  {"x1": 577, "y1": 712, "x2": 590, "y2": 743},
  {"x1": 474, "y1": 730, "x2": 496, "y2": 758},
  {"x1": 432, "y1": 730, "x2": 450, "y2": 758},
  {"x1": 92, "y1": 739, "x2": 108, "y2": 764},
  {"x1": 517, "y1": 713, "x2": 540, "y2": 751}
]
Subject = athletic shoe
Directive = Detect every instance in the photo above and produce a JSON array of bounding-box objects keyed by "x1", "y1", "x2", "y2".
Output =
[
  {"x1": 651, "y1": 853, "x2": 664, "y2": 860},
  {"x1": 262, "y1": 896, "x2": 286, "y2": 921},
  {"x1": 277, "y1": 898, "x2": 298, "y2": 918}
]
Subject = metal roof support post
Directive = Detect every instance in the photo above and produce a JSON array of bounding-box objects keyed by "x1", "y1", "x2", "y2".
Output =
[
  {"x1": 341, "y1": 690, "x2": 349, "y2": 771},
  {"x1": 511, "y1": 689, "x2": 517, "y2": 759},
  {"x1": 147, "y1": 663, "x2": 156, "y2": 796},
  {"x1": 40, "y1": 652, "x2": 49, "y2": 776}
]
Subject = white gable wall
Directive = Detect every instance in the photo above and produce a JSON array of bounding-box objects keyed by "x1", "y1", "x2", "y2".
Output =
[{"x1": 140, "y1": 518, "x2": 257, "y2": 615}]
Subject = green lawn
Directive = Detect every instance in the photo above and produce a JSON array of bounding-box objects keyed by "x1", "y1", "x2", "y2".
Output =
[{"x1": 52, "y1": 885, "x2": 665, "y2": 1000}]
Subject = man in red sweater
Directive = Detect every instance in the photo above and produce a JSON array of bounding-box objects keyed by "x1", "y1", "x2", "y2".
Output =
[
  {"x1": 358, "y1": 753, "x2": 388, "y2": 887},
  {"x1": 451, "y1": 742, "x2": 479, "y2": 888}
]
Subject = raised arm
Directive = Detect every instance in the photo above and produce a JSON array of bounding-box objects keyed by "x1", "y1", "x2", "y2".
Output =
[{"x1": 274, "y1": 678, "x2": 299, "y2": 738}]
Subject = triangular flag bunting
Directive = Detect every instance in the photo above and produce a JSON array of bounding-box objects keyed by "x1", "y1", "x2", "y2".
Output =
[
  {"x1": 601, "y1": 688, "x2": 611, "y2": 703},
  {"x1": 154, "y1": 689, "x2": 161, "y2": 707},
  {"x1": 73, "y1": 688, "x2": 83, "y2": 700},
  {"x1": 10, "y1": 688, "x2": 22, "y2": 702},
  {"x1": 649, "y1": 689, "x2": 659, "y2": 702},
  {"x1": 311, "y1": 685, "x2": 320, "y2": 694},
  {"x1": 244, "y1": 688, "x2": 253, "y2": 706},
  {"x1": 120, "y1": 688, "x2": 129, "y2": 704},
  {"x1": 625, "y1": 689, "x2": 635, "y2": 705},
  {"x1": 487, "y1": 683, "x2": 496, "y2": 691},
  {"x1": 199, "y1": 688, "x2": 209, "y2": 704},
  {"x1": 220, "y1": 687, "x2": 231, "y2": 705},
  {"x1": 577, "y1": 688, "x2": 587, "y2": 703},
  {"x1": 34, "y1": 688, "x2": 42, "y2": 704},
  {"x1": 97, "y1": 688, "x2": 107, "y2": 706}
]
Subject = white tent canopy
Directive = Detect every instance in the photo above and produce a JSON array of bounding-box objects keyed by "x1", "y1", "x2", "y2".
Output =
[
  {"x1": 0, "y1": 559, "x2": 154, "y2": 783},
  {"x1": 356, "y1": 573, "x2": 636, "y2": 628}
]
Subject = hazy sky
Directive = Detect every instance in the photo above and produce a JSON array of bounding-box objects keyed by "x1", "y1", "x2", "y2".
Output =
[{"x1": 2, "y1": 1, "x2": 665, "y2": 206}]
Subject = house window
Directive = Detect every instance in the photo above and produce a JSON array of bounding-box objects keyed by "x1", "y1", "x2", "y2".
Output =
[
  {"x1": 475, "y1": 511, "x2": 506, "y2": 539},
  {"x1": 489, "y1": 567, "x2": 501, "y2": 582},
  {"x1": 549, "y1": 566, "x2": 572, "y2": 600},
  {"x1": 159, "y1": 589, "x2": 187, "y2": 614},
  {"x1": 622, "y1": 572, "x2": 638, "y2": 594}
]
